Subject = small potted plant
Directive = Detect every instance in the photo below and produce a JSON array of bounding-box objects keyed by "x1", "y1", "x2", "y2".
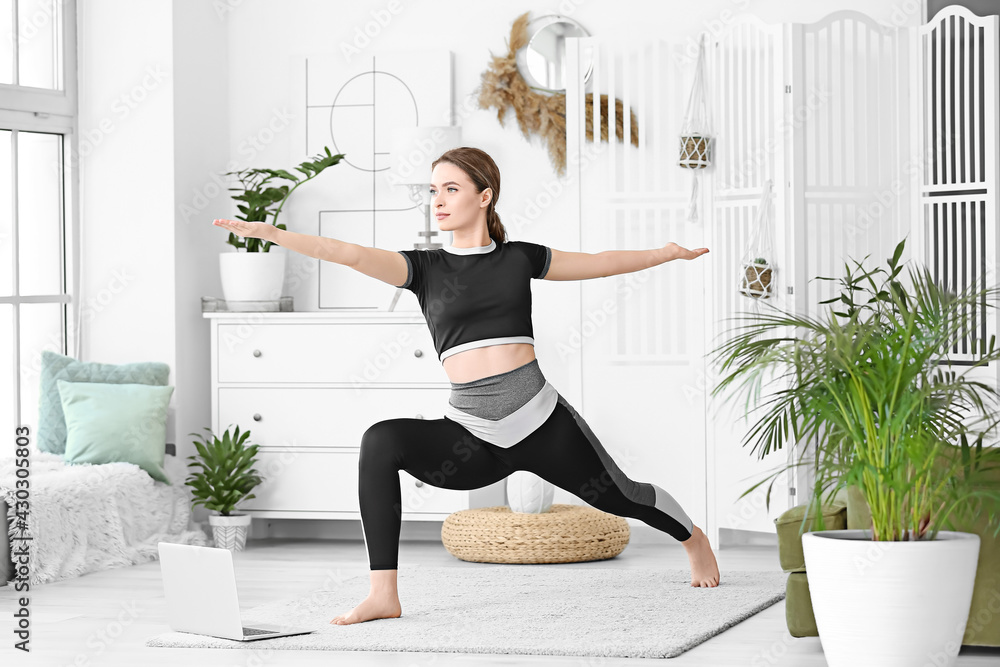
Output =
[
  {"x1": 709, "y1": 237, "x2": 1000, "y2": 666},
  {"x1": 219, "y1": 146, "x2": 344, "y2": 302},
  {"x1": 185, "y1": 425, "x2": 264, "y2": 552}
]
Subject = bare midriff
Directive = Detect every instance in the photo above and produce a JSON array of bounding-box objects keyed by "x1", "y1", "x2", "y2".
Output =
[{"x1": 440, "y1": 343, "x2": 537, "y2": 384}]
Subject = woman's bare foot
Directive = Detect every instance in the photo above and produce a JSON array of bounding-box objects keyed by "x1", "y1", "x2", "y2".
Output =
[
  {"x1": 331, "y1": 569, "x2": 402, "y2": 625},
  {"x1": 682, "y1": 525, "x2": 720, "y2": 587},
  {"x1": 330, "y1": 592, "x2": 402, "y2": 625}
]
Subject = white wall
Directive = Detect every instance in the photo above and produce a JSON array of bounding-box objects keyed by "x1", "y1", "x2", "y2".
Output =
[
  {"x1": 77, "y1": 1, "x2": 178, "y2": 412},
  {"x1": 171, "y1": 0, "x2": 231, "y2": 523},
  {"x1": 77, "y1": 0, "x2": 229, "y2": 530},
  {"x1": 76, "y1": 0, "x2": 927, "y2": 541}
]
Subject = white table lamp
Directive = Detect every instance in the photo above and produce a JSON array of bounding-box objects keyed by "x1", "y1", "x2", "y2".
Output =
[{"x1": 386, "y1": 126, "x2": 462, "y2": 251}]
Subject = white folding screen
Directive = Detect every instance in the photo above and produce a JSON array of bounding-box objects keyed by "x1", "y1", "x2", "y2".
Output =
[
  {"x1": 565, "y1": 37, "x2": 715, "y2": 547},
  {"x1": 571, "y1": 38, "x2": 698, "y2": 362},
  {"x1": 917, "y1": 7, "x2": 999, "y2": 371},
  {"x1": 702, "y1": 18, "x2": 795, "y2": 538},
  {"x1": 565, "y1": 6, "x2": 1000, "y2": 544},
  {"x1": 778, "y1": 10, "x2": 916, "y2": 516},
  {"x1": 704, "y1": 16, "x2": 789, "y2": 333},
  {"x1": 789, "y1": 11, "x2": 915, "y2": 317}
]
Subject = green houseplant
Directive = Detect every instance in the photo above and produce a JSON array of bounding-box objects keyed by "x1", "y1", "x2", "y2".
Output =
[
  {"x1": 185, "y1": 425, "x2": 264, "y2": 551},
  {"x1": 218, "y1": 147, "x2": 344, "y2": 302},
  {"x1": 709, "y1": 237, "x2": 1000, "y2": 666},
  {"x1": 222, "y1": 146, "x2": 345, "y2": 252}
]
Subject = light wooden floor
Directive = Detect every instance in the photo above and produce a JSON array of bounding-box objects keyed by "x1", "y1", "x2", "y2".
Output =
[{"x1": 2, "y1": 537, "x2": 999, "y2": 666}]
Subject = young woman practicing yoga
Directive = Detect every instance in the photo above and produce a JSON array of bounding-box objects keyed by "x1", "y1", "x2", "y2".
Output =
[{"x1": 213, "y1": 147, "x2": 718, "y2": 626}]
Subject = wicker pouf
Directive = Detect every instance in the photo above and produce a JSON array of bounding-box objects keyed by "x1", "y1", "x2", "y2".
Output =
[{"x1": 440, "y1": 504, "x2": 630, "y2": 564}]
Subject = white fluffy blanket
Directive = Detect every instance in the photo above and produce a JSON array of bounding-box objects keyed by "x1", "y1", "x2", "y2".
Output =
[{"x1": 0, "y1": 450, "x2": 209, "y2": 586}]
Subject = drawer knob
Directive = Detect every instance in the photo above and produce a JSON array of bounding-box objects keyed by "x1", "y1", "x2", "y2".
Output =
[
  {"x1": 415, "y1": 414, "x2": 424, "y2": 419},
  {"x1": 414, "y1": 349, "x2": 423, "y2": 358},
  {"x1": 253, "y1": 413, "x2": 262, "y2": 422},
  {"x1": 414, "y1": 480, "x2": 424, "y2": 488},
  {"x1": 253, "y1": 349, "x2": 262, "y2": 357}
]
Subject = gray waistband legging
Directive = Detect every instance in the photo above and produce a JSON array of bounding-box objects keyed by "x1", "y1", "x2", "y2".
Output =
[{"x1": 358, "y1": 358, "x2": 695, "y2": 570}]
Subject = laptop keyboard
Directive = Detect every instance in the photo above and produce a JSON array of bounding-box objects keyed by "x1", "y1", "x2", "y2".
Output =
[{"x1": 242, "y1": 627, "x2": 274, "y2": 636}]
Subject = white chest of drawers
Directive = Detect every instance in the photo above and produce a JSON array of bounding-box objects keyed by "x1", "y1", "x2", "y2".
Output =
[{"x1": 203, "y1": 310, "x2": 469, "y2": 521}]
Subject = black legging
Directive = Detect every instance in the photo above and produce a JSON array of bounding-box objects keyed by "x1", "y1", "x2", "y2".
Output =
[{"x1": 358, "y1": 391, "x2": 694, "y2": 570}]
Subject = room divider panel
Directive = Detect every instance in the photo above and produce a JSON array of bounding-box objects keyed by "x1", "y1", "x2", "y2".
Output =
[
  {"x1": 914, "y1": 8, "x2": 999, "y2": 371},
  {"x1": 702, "y1": 16, "x2": 794, "y2": 542},
  {"x1": 564, "y1": 37, "x2": 714, "y2": 547},
  {"x1": 565, "y1": 5, "x2": 999, "y2": 547}
]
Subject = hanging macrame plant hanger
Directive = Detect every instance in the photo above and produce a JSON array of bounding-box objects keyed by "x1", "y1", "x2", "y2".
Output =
[
  {"x1": 738, "y1": 179, "x2": 776, "y2": 300},
  {"x1": 678, "y1": 32, "x2": 713, "y2": 223}
]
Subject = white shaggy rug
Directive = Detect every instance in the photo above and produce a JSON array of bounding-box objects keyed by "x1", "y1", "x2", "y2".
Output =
[{"x1": 146, "y1": 565, "x2": 786, "y2": 659}]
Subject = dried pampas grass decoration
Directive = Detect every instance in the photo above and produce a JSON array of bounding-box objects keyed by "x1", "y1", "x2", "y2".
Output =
[{"x1": 476, "y1": 11, "x2": 638, "y2": 176}]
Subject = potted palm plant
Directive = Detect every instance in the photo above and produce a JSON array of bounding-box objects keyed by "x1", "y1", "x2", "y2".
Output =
[
  {"x1": 219, "y1": 146, "x2": 344, "y2": 302},
  {"x1": 708, "y1": 237, "x2": 1000, "y2": 667},
  {"x1": 185, "y1": 425, "x2": 264, "y2": 552}
]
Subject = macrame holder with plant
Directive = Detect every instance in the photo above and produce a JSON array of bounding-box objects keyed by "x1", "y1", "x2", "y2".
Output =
[
  {"x1": 678, "y1": 33, "x2": 713, "y2": 223},
  {"x1": 738, "y1": 179, "x2": 775, "y2": 299}
]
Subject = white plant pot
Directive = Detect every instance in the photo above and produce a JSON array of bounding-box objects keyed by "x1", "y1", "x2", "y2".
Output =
[
  {"x1": 208, "y1": 513, "x2": 253, "y2": 552},
  {"x1": 506, "y1": 470, "x2": 554, "y2": 514},
  {"x1": 802, "y1": 529, "x2": 980, "y2": 667},
  {"x1": 219, "y1": 250, "x2": 286, "y2": 302}
]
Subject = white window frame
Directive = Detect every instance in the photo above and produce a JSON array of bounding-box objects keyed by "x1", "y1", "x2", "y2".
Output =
[
  {"x1": 0, "y1": 0, "x2": 77, "y2": 116},
  {"x1": 0, "y1": 0, "x2": 79, "y2": 427}
]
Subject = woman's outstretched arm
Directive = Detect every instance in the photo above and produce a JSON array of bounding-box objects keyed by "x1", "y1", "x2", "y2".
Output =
[
  {"x1": 543, "y1": 242, "x2": 709, "y2": 281},
  {"x1": 212, "y1": 219, "x2": 407, "y2": 287}
]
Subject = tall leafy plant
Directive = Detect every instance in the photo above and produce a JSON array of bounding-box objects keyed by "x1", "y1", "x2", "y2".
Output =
[
  {"x1": 223, "y1": 146, "x2": 344, "y2": 252},
  {"x1": 709, "y1": 237, "x2": 1000, "y2": 541}
]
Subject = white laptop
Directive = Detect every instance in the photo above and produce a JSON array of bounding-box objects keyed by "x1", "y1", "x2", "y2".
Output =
[{"x1": 157, "y1": 542, "x2": 315, "y2": 642}]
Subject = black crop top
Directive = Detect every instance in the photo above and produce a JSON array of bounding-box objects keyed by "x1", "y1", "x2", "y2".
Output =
[{"x1": 396, "y1": 238, "x2": 552, "y2": 361}]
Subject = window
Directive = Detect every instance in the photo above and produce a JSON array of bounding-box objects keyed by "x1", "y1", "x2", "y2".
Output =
[{"x1": 0, "y1": 0, "x2": 78, "y2": 443}]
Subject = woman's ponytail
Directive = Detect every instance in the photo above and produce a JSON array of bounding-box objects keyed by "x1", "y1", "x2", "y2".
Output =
[{"x1": 486, "y1": 204, "x2": 507, "y2": 245}]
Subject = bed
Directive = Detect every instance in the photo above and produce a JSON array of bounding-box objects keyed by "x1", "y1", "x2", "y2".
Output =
[{"x1": 1, "y1": 443, "x2": 209, "y2": 587}]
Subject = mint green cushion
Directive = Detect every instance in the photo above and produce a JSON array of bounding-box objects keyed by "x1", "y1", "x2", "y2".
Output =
[
  {"x1": 57, "y1": 380, "x2": 174, "y2": 484},
  {"x1": 38, "y1": 351, "x2": 170, "y2": 455}
]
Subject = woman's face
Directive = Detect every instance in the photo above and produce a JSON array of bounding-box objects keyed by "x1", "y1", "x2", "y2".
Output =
[{"x1": 429, "y1": 161, "x2": 490, "y2": 234}]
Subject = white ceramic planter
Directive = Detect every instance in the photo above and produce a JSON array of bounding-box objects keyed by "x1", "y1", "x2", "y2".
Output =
[
  {"x1": 802, "y1": 529, "x2": 980, "y2": 667},
  {"x1": 220, "y1": 250, "x2": 286, "y2": 302},
  {"x1": 506, "y1": 470, "x2": 555, "y2": 513},
  {"x1": 208, "y1": 513, "x2": 252, "y2": 552}
]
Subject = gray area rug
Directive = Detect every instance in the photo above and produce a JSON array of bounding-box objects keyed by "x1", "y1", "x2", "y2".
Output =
[{"x1": 146, "y1": 565, "x2": 786, "y2": 659}]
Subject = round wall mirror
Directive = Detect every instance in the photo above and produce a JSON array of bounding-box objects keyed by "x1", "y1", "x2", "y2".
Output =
[{"x1": 517, "y1": 15, "x2": 593, "y2": 93}]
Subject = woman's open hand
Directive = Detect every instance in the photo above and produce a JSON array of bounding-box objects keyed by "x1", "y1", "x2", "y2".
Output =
[
  {"x1": 213, "y1": 218, "x2": 275, "y2": 241},
  {"x1": 663, "y1": 242, "x2": 709, "y2": 262}
]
